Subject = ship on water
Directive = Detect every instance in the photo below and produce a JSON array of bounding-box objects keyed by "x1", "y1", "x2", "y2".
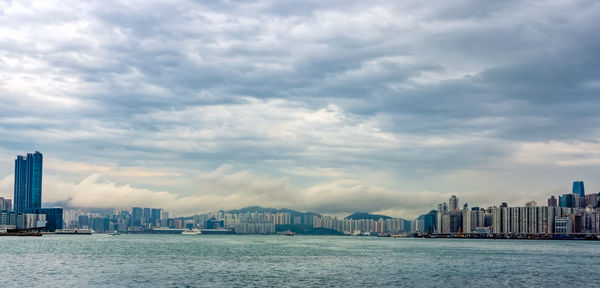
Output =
[
  {"x1": 54, "y1": 229, "x2": 93, "y2": 235},
  {"x1": 181, "y1": 229, "x2": 202, "y2": 235}
]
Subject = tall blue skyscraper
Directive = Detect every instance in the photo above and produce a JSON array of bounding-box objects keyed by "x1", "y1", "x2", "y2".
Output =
[
  {"x1": 13, "y1": 151, "x2": 43, "y2": 213},
  {"x1": 572, "y1": 181, "x2": 585, "y2": 197}
]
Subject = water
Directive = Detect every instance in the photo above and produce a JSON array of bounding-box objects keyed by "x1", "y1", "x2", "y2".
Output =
[{"x1": 0, "y1": 235, "x2": 598, "y2": 287}]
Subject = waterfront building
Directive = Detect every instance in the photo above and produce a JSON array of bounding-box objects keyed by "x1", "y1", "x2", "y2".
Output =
[
  {"x1": 572, "y1": 181, "x2": 585, "y2": 197},
  {"x1": 23, "y1": 213, "x2": 46, "y2": 229},
  {"x1": 234, "y1": 219, "x2": 275, "y2": 234},
  {"x1": 131, "y1": 207, "x2": 143, "y2": 227},
  {"x1": 206, "y1": 218, "x2": 224, "y2": 229},
  {"x1": 434, "y1": 197, "x2": 592, "y2": 236},
  {"x1": 143, "y1": 208, "x2": 151, "y2": 226},
  {"x1": 422, "y1": 210, "x2": 437, "y2": 234},
  {"x1": 25, "y1": 208, "x2": 63, "y2": 231},
  {"x1": 312, "y1": 215, "x2": 410, "y2": 235},
  {"x1": 13, "y1": 151, "x2": 43, "y2": 213},
  {"x1": 463, "y1": 208, "x2": 490, "y2": 234},
  {"x1": 151, "y1": 208, "x2": 162, "y2": 227},
  {"x1": 462, "y1": 209, "x2": 472, "y2": 234},
  {"x1": 93, "y1": 217, "x2": 110, "y2": 233},
  {"x1": 78, "y1": 215, "x2": 89, "y2": 228},
  {"x1": 554, "y1": 217, "x2": 572, "y2": 234},
  {"x1": 441, "y1": 211, "x2": 462, "y2": 234},
  {"x1": 436, "y1": 202, "x2": 447, "y2": 233},
  {"x1": 0, "y1": 210, "x2": 19, "y2": 229}
]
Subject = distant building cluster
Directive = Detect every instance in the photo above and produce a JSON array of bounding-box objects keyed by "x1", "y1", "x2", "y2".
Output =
[
  {"x1": 233, "y1": 219, "x2": 275, "y2": 234},
  {"x1": 205, "y1": 210, "x2": 300, "y2": 234},
  {"x1": 64, "y1": 209, "x2": 303, "y2": 234},
  {"x1": 165, "y1": 210, "x2": 318, "y2": 234},
  {"x1": 313, "y1": 216, "x2": 411, "y2": 235},
  {"x1": 1, "y1": 194, "x2": 50, "y2": 232},
  {"x1": 0, "y1": 209, "x2": 46, "y2": 232},
  {"x1": 64, "y1": 207, "x2": 169, "y2": 233},
  {"x1": 416, "y1": 181, "x2": 600, "y2": 236}
]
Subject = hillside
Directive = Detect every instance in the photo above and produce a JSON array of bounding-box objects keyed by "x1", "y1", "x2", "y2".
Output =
[{"x1": 345, "y1": 212, "x2": 393, "y2": 220}]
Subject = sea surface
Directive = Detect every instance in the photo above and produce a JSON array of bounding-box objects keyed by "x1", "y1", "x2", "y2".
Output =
[{"x1": 0, "y1": 234, "x2": 598, "y2": 287}]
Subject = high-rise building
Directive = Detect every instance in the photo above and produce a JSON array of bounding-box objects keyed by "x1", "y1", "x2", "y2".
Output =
[
  {"x1": 0, "y1": 197, "x2": 11, "y2": 211},
  {"x1": 78, "y1": 215, "x2": 89, "y2": 228},
  {"x1": 585, "y1": 193, "x2": 599, "y2": 208},
  {"x1": 441, "y1": 211, "x2": 462, "y2": 234},
  {"x1": 559, "y1": 194, "x2": 575, "y2": 208},
  {"x1": 548, "y1": 196, "x2": 557, "y2": 207},
  {"x1": 423, "y1": 210, "x2": 437, "y2": 234},
  {"x1": 449, "y1": 195, "x2": 458, "y2": 211},
  {"x1": 131, "y1": 207, "x2": 143, "y2": 227},
  {"x1": 572, "y1": 181, "x2": 585, "y2": 197},
  {"x1": 13, "y1": 151, "x2": 43, "y2": 213},
  {"x1": 151, "y1": 208, "x2": 162, "y2": 227},
  {"x1": 436, "y1": 202, "x2": 447, "y2": 233}
]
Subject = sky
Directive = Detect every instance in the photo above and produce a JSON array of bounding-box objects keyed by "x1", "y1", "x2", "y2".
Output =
[{"x1": 1, "y1": 0, "x2": 599, "y2": 218}]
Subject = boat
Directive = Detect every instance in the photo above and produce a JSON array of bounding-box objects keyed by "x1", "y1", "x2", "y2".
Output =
[
  {"x1": 181, "y1": 229, "x2": 202, "y2": 235},
  {"x1": 110, "y1": 231, "x2": 121, "y2": 236},
  {"x1": 55, "y1": 229, "x2": 93, "y2": 235},
  {"x1": 283, "y1": 230, "x2": 295, "y2": 236},
  {"x1": 0, "y1": 232, "x2": 42, "y2": 236}
]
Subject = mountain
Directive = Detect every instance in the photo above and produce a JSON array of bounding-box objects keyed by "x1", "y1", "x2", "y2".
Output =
[
  {"x1": 345, "y1": 212, "x2": 393, "y2": 220},
  {"x1": 227, "y1": 206, "x2": 322, "y2": 218}
]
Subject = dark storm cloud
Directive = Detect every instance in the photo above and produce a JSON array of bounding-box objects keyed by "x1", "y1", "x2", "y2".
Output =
[{"x1": 1, "y1": 0, "x2": 599, "y2": 217}]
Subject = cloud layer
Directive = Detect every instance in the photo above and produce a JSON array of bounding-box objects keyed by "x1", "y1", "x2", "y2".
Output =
[{"x1": 1, "y1": 0, "x2": 600, "y2": 217}]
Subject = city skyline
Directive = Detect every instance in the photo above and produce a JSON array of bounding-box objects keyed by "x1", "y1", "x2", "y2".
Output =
[
  {"x1": 2, "y1": 151, "x2": 596, "y2": 236},
  {"x1": 1, "y1": 1, "x2": 600, "y2": 218},
  {"x1": 59, "y1": 178, "x2": 600, "y2": 237}
]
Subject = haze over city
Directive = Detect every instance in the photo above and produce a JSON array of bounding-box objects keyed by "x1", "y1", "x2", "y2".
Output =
[{"x1": 1, "y1": 0, "x2": 600, "y2": 218}]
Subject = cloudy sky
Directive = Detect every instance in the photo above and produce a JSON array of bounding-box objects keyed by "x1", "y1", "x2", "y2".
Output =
[{"x1": 0, "y1": 0, "x2": 599, "y2": 218}]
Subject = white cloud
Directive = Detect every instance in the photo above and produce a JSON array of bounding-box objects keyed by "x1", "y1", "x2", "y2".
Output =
[
  {"x1": 0, "y1": 175, "x2": 12, "y2": 199},
  {"x1": 36, "y1": 165, "x2": 446, "y2": 218},
  {"x1": 45, "y1": 158, "x2": 181, "y2": 177},
  {"x1": 514, "y1": 141, "x2": 600, "y2": 167}
]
